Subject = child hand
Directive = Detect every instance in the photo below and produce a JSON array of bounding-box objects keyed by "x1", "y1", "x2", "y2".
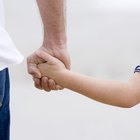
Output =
[{"x1": 37, "y1": 50, "x2": 66, "y2": 79}]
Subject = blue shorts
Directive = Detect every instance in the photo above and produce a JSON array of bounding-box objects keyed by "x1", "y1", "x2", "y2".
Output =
[{"x1": 0, "y1": 68, "x2": 10, "y2": 140}]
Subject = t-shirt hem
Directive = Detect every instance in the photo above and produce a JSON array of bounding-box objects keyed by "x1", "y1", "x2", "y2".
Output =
[{"x1": 0, "y1": 55, "x2": 24, "y2": 71}]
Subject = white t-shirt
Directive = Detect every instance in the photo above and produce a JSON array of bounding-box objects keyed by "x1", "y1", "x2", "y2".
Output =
[{"x1": 0, "y1": 0, "x2": 23, "y2": 71}]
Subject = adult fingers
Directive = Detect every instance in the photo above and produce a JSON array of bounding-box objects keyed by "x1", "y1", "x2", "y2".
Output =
[
  {"x1": 33, "y1": 77, "x2": 42, "y2": 90},
  {"x1": 27, "y1": 58, "x2": 41, "y2": 78},
  {"x1": 48, "y1": 79, "x2": 64, "y2": 90},
  {"x1": 41, "y1": 77, "x2": 51, "y2": 92},
  {"x1": 55, "y1": 85, "x2": 64, "y2": 90},
  {"x1": 36, "y1": 50, "x2": 56, "y2": 64},
  {"x1": 48, "y1": 79, "x2": 57, "y2": 90}
]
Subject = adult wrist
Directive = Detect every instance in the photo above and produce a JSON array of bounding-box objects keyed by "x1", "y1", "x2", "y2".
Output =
[{"x1": 43, "y1": 32, "x2": 67, "y2": 48}]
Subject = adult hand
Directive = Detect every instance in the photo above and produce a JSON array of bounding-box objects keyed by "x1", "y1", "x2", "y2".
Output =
[{"x1": 27, "y1": 46, "x2": 70, "y2": 91}]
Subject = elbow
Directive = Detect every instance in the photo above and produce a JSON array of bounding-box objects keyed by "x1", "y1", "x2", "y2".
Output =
[
  {"x1": 127, "y1": 99, "x2": 140, "y2": 108},
  {"x1": 122, "y1": 102, "x2": 138, "y2": 108},
  {"x1": 119, "y1": 85, "x2": 140, "y2": 108},
  {"x1": 120, "y1": 96, "x2": 139, "y2": 108}
]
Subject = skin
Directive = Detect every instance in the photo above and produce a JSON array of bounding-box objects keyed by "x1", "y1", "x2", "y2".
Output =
[
  {"x1": 27, "y1": 0, "x2": 70, "y2": 91},
  {"x1": 37, "y1": 50, "x2": 140, "y2": 108}
]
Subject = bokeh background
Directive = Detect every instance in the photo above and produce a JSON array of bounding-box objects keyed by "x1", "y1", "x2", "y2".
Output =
[{"x1": 4, "y1": 0, "x2": 140, "y2": 140}]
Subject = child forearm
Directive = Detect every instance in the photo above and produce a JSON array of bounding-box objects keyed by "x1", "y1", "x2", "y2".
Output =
[
  {"x1": 54, "y1": 70, "x2": 140, "y2": 108},
  {"x1": 37, "y1": 52, "x2": 140, "y2": 108}
]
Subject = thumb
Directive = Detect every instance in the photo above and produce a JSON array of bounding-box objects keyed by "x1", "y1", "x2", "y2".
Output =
[
  {"x1": 36, "y1": 50, "x2": 56, "y2": 64},
  {"x1": 27, "y1": 63, "x2": 42, "y2": 78}
]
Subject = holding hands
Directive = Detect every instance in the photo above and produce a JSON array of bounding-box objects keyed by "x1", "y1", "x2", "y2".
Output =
[
  {"x1": 27, "y1": 0, "x2": 69, "y2": 91},
  {"x1": 26, "y1": 0, "x2": 140, "y2": 109},
  {"x1": 37, "y1": 50, "x2": 67, "y2": 86},
  {"x1": 27, "y1": 46, "x2": 70, "y2": 91}
]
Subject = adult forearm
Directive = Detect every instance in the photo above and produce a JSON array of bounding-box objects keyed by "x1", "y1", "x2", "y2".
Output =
[
  {"x1": 36, "y1": 0, "x2": 66, "y2": 46},
  {"x1": 54, "y1": 71, "x2": 138, "y2": 108}
]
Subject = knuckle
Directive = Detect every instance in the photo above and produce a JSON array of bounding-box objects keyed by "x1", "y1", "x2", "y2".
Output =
[{"x1": 28, "y1": 69, "x2": 34, "y2": 75}]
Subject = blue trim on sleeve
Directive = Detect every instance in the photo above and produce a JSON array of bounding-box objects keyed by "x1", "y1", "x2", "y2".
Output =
[{"x1": 134, "y1": 65, "x2": 140, "y2": 73}]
